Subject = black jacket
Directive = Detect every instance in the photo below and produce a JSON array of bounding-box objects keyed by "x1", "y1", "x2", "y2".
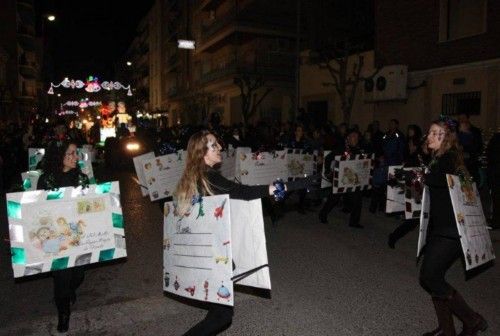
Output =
[
  {"x1": 206, "y1": 166, "x2": 269, "y2": 200},
  {"x1": 38, "y1": 168, "x2": 90, "y2": 190},
  {"x1": 205, "y1": 166, "x2": 312, "y2": 199},
  {"x1": 425, "y1": 151, "x2": 459, "y2": 239}
]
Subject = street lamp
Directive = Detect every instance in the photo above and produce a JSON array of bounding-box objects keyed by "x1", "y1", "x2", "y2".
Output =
[
  {"x1": 126, "y1": 61, "x2": 132, "y2": 66},
  {"x1": 47, "y1": 15, "x2": 56, "y2": 22}
]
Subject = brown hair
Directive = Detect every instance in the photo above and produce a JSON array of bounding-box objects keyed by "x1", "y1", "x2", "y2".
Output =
[
  {"x1": 174, "y1": 130, "x2": 214, "y2": 216},
  {"x1": 424, "y1": 120, "x2": 467, "y2": 174}
]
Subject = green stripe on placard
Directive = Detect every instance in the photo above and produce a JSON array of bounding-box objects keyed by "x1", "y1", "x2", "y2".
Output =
[
  {"x1": 7, "y1": 201, "x2": 22, "y2": 219},
  {"x1": 11, "y1": 247, "x2": 26, "y2": 264},
  {"x1": 99, "y1": 248, "x2": 115, "y2": 261},
  {"x1": 96, "y1": 182, "x2": 112, "y2": 194},
  {"x1": 29, "y1": 156, "x2": 37, "y2": 165},
  {"x1": 47, "y1": 190, "x2": 64, "y2": 200},
  {"x1": 78, "y1": 161, "x2": 85, "y2": 169},
  {"x1": 112, "y1": 213, "x2": 124, "y2": 228},
  {"x1": 89, "y1": 177, "x2": 96, "y2": 184},
  {"x1": 51, "y1": 257, "x2": 69, "y2": 271},
  {"x1": 23, "y1": 178, "x2": 32, "y2": 191}
]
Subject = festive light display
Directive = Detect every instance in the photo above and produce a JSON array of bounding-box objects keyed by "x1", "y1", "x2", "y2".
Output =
[
  {"x1": 63, "y1": 100, "x2": 102, "y2": 108},
  {"x1": 48, "y1": 76, "x2": 133, "y2": 96}
]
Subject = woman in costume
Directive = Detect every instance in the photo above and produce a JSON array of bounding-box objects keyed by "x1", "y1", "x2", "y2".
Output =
[
  {"x1": 174, "y1": 130, "x2": 310, "y2": 335},
  {"x1": 419, "y1": 118, "x2": 487, "y2": 336},
  {"x1": 37, "y1": 140, "x2": 89, "y2": 333}
]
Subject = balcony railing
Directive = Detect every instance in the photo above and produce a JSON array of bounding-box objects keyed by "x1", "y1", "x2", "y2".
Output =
[
  {"x1": 19, "y1": 64, "x2": 36, "y2": 79},
  {"x1": 199, "y1": 7, "x2": 296, "y2": 45},
  {"x1": 199, "y1": 55, "x2": 295, "y2": 84}
]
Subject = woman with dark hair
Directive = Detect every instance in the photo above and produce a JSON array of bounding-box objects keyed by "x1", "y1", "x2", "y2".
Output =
[
  {"x1": 37, "y1": 140, "x2": 89, "y2": 333},
  {"x1": 175, "y1": 130, "x2": 309, "y2": 335},
  {"x1": 418, "y1": 119, "x2": 488, "y2": 336}
]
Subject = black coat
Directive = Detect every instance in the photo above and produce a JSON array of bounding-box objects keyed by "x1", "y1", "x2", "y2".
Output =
[
  {"x1": 425, "y1": 151, "x2": 459, "y2": 239},
  {"x1": 38, "y1": 168, "x2": 90, "y2": 190}
]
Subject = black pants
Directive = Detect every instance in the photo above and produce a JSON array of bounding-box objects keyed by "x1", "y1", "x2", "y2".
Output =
[
  {"x1": 369, "y1": 185, "x2": 386, "y2": 212},
  {"x1": 320, "y1": 191, "x2": 362, "y2": 226},
  {"x1": 183, "y1": 303, "x2": 234, "y2": 336},
  {"x1": 390, "y1": 218, "x2": 419, "y2": 243},
  {"x1": 53, "y1": 267, "x2": 85, "y2": 300},
  {"x1": 419, "y1": 236, "x2": 462, "y2": 298}
]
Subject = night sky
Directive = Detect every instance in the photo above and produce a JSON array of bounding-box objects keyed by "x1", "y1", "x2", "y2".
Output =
[{"x1": 36, "y1": 0, "x2": 154, "y2": 81}]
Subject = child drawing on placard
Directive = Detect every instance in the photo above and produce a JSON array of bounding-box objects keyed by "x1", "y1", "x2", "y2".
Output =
[{"x1": 341, "y1": 167, "x2": 359, "y2": 186}]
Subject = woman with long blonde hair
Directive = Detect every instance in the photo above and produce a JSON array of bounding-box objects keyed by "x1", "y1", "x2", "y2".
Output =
[
  {"x1": 419, "y1": 118, "x2": 488, "y2": 336},
  {"x1": 175, "y1": 130, "x2": 311, "y2": 336}
]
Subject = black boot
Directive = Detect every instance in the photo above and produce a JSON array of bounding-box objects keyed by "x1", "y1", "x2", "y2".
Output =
[
  {"x1": 423, "y1": 297, "x2": 456, "y2": 336},
  {"x1": 448, "y1": 290, "x2": 488, "y2": 336},
  {"x1": 55, "y1": 297, "x2": 71, "y2": 333}
]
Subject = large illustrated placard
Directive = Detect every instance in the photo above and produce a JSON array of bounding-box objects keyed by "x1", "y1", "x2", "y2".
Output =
[
  {"x1": 143, "y1": 151, "x2": 186, "y2": 201},
  {"x1": 404, "y1": 168, "x2": 422, "y2": 219},
  {"x1": 163, "y1": 195, "x2": 271, "y2": 306},
  {"x1": 332, "y1": 154, "x2": 374, "y2": 194},
  {"x1": 386, "y1": 165, "x2": 404, "y2": 213},
  {"x1": 286, "y1": 149, "x2": 315, "y2": 179},
  {"x1": 447, "y1": 174, "x2": 495, "y2": 270},
  {"x1": 133, "y1": 152, "x2": 155, "y2": 197},
  {"x1": 6, "y1": 181, "x2": 126, "y2": 278},
  {"x1": 219, "y1": 146, "x2": 236, "y2": 181},
  {"x1": 21, "y1": 170, "x2": 42, "y2": 191},
  {"x1": 321, "y1": 150, "x2": 332, "y2": 188},
  {"x1": 28, "y1": 148, "x2": 45, "y2": 171},
  {"x1": 238, "y1": 148, "x2": 287, "y2": 185},
  {"x1": 417, "y1": 186, "x2": 430, "y2": 258}
]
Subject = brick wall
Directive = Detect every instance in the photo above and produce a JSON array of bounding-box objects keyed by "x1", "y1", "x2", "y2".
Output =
[{"x1": 375, "y1": 0, "x2": 500, "y2": 70}]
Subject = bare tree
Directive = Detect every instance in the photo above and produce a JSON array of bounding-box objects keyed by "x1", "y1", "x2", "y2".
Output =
[
  {"x1": 180, "y1": 90, "x2": 216, "y2": 124},
  {"x1": 314, "y1": 42, "x2": 379, "y2": 124},
  {"x1": 234, "y1": 74, "x2": 273, "y2": 127}
]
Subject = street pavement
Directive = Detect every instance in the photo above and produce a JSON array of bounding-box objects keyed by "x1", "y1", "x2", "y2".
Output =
[{"x1": 0, "y1": 167, "x2": 498, "y2": 336}]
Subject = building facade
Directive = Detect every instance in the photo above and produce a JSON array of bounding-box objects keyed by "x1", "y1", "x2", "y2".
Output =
[
  {"x1": 0, "y1": 0, "x2": 41, "y2": 123},
  {"x1": 125, "y1": 0, "x2": 300, "y2": 126},
  {"x1": 300, "y1": 0, "x2": 500, "y2": 134}
]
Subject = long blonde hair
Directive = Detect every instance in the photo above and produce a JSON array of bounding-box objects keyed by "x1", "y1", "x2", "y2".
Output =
[
  {"x1": 174, "y1": 130, "x2": 214, "y2": 216},
  {"x1": 424, "y1": 120, "x2": 467, "y2": 174}
]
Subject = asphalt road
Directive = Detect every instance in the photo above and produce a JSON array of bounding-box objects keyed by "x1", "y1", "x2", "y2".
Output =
[{"x1": 0, "y1": 167, "x2": 498, "y2": 336}]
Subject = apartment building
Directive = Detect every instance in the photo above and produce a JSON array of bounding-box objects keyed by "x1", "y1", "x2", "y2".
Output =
[
  {"x1": 300, "y1": 0, "x2": 500, "y2": 133},
  {"x1": 0, "y1": 0, "x2": 41, "y2": 122}
]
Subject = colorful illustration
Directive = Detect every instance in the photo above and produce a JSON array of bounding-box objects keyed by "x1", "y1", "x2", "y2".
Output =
[
  {"x1": 341, "y1": 167, "x2": 360, "y2": 186},
  {"x1": 217, "y1": 282, "x2": 231, "y2": 302},
  {"x1": 204, "y1": 280, "x2": 209, "y2": 300},
  {"x1": 185, "y1": 286, "x2": 196, "y2": 296},
  {"x1": 77, "y1": 198, "x2": 105, "y2": 214},
  {"x1": 192, "y1": 195, "x2": 205, "y2": 219},
  {"x1": 214, "y1": 199, "x2": 226, "y2": 220}
]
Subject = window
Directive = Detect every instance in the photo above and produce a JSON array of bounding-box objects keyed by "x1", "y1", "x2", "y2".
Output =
[
  {"x1": 439, "y1": 0, "x2": 487, "y2": 42},
  {"x1": 442, "y1": 91, "x2": 481, "y2": 115}
]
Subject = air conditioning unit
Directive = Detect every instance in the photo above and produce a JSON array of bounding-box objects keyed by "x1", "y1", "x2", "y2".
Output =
[{"x1": 364, "y1": 65, "x2": 408, "y2": 102}]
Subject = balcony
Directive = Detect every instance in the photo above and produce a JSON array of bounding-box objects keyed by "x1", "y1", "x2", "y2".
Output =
[
  {"x1": 199, "y1": 54, "x2": 295, "y2": 85},
  {"x1": 196, "y1": 0, "x2": 224, "y2": 12},
  {"x1": 19, "y1": 64, "x2": 36, "y2": 79},
  {"x1": 198, "y1": 7, "x2": 296, "y2": 52},
  {"x1": 17, "y1": 24, "x2": 35, "y2": 37},
  {"x1": 17, "y1": 35, "x2": 35, "y2": 51},
  {"x1": 17, "y1": 0, "x2": 34, "y2": 7}
]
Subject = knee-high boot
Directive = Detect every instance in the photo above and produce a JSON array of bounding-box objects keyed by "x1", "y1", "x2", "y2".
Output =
[
  {"x1": 423, "y1": 296, "x2": 456, "y2": 336},
  {"x1": 55, "y1": 297, "x2": 71, "y2": 333},
  {"x1": 448, "y1": 290, "x2": 488, "y2": 336}
]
